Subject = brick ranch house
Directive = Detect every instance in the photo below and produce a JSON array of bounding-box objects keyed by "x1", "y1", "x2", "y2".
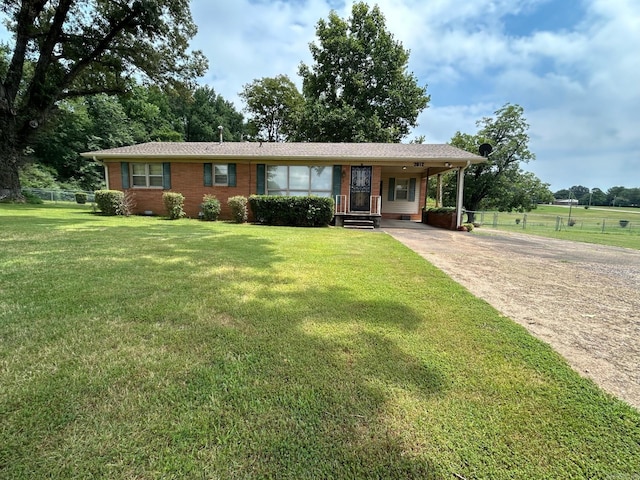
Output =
[{"x1": 82, "y1": 142, "x2": 485, "y2": 227}]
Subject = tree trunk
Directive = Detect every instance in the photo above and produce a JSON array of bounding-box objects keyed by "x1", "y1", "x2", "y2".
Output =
[
  {"x1": 0, "y1": 112, "x2": 24, "y2": 201},
  {"x1": 466, "y1": 211, "x2": 476, "y2": 223}
]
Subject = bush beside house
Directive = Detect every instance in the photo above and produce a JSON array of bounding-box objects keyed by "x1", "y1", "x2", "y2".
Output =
[
  {"x1": 163, "y1": 192, "x2": 186, "y2": 220},
  {"x1": 249, "y1": 196, "x2": 334, "y2": 227},
  {"x1": 94, "y1": 190, "x2": 125, "y2": 216},
  {"x1": 228, "y1": 196, "x2": 248, "y2": 223},
  {"x1": 201, "y1": 195, "x2": 221, "y2": 221}
]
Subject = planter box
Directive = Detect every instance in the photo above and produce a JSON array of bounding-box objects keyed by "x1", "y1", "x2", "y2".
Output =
[{"x1": 423, "y1": 210, "x2": 457, "y2": 230}]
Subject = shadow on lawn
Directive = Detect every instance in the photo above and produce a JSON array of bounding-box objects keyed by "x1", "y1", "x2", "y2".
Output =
[
  {"x1": 2, "y1": 217, "x2": 443, "y2": 478},
  {"x1": 177, "y1": 272, "x2": 446, "y2": 477},
  {"x1": 93, "y1": 227, "x2": 442, "y2": 476}
]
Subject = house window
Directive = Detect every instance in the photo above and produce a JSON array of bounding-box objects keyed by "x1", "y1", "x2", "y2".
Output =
[
  {"x1": 131, "y1": 163, "x2": 163, "y2": 188},
  {"x1": 205, "y1": 163, "x2": 236, "y2": 187},
  {"x1": 266, "y1": 166, "x2": 332, "y2": 197},
  {"x1": 214, "y1": 165, "x2": 228, "y2": 185},
  {"x1": 387, "y1": 177, "x2": 416, "y2": 202},
  {"x1": 395, "y1": 179, "x2": 409, "y2": 200}
]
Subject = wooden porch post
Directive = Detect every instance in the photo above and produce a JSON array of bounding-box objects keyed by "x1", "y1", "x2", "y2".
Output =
[{"x1": 436, "y1": 174, "x2": 443, "y2": 207}]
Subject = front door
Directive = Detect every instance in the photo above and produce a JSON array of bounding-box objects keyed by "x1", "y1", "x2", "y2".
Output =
[{"x1": 350, "y1": 166, "x2": 372, "y2": 212}]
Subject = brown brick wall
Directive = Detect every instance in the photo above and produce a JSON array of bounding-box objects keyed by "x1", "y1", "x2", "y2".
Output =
[
  {"x1": 104, "y1": 162, "x2": 415, "y2": 219},
  {"x1": 106, "y1": 162, "x2": 256, "y2": 219}
]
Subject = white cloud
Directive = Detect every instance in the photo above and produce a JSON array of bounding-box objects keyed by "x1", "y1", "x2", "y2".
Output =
[
  {"x1": 2, "y1": 0, "x2": 638, "y2": 191},
  {"x1": 165, "y1": 0, "x2": 640, "y2": 190}
]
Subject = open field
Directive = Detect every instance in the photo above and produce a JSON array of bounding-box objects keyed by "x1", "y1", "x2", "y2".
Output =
[
  {"x1": 1, "y1": 204, "x2": 639, "y2": 479},
  {"x1": 468, "y1": 205, "x2": 640, "y2": 250}
]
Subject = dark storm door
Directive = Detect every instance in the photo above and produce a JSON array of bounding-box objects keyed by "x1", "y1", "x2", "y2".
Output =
[{"x1": 350, "y1": 166, "x2": 372, "y2": 212}]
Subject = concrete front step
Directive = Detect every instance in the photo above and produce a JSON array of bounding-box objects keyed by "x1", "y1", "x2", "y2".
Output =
[
  {"x1": 335, "y1": 215, "x2": 381, "y2": 228},
  {"x1": 343, "y1": 219, "x2": 375, "y2": 230}
]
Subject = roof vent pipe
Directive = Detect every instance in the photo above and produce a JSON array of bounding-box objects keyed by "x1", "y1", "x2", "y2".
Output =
[{"x1": 218, "y1": 125, "x2": 224, "y2": 144}]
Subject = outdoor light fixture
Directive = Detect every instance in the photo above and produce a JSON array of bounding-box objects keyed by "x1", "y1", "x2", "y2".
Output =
[
  {"x1": 402, "y1": 166, "x2": 407, "y2": 170},
  {"x1": 444, "y1": 162, "x2": 452, "y2": 168}
]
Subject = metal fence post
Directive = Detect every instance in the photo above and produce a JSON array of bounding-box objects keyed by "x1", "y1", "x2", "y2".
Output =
[
  {"x1": 555, "y1": 216, "x2": 561, "y2": 231},
  {"x1": 493, "y1": 213, "x2": 498, "y2": 227},
  {"x1": 522, "y1": 214, "x2": 527, "y2": 229}
]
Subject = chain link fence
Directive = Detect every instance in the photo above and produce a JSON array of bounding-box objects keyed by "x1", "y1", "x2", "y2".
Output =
[
  {"x1": 464, "y1": 210, "x2": 638, "y2": 235},
  {"x1": 23, "y1": 188, "x2": 96, "y2": 203}
]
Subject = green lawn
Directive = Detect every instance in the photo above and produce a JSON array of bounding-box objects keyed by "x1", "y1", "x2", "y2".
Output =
[
  {"x1": 472, "y1": 205, "x2": 640, "y2": 250},
  {"x1": 1, "y1": 204, "x2": 639, "y2": 479}
]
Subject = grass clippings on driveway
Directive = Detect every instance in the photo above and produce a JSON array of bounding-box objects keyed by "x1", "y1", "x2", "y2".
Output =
[{"x1": 1, "y1": 204, "x2": 639, "y2": 479}]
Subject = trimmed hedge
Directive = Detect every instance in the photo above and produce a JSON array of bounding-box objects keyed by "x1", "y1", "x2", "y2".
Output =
[
  {"x1": 94, "y1": 190, "x2": 124, "y2": 216},
  {"x1": 249, "y1": 195, "x2": 334, "y2": 227},
  {"x1": 201, "y1": 194, "x2": 221, "y2": 221},
  {"x1": 163, "y1": 192, "x2": 186, "y2": 220},
  {"x1": 424, "y1": 207, "x2": 456, "y2": 213},
  {"x1": 228, "y1": 195, "x2": 248, "y2": 223}
]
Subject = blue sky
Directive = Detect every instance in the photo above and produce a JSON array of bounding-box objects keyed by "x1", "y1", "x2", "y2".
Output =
[
  {"x1": 2, "y1": 0, "x2": 639, "y2": 192},
  {"x1": 186, "y1": 0, "x2": 639, "y2": 192}
]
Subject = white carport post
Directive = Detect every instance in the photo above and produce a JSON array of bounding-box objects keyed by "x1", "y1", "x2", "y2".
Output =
[{"x1": 455, "y1": 166, "x2": 466, "y2": 228}]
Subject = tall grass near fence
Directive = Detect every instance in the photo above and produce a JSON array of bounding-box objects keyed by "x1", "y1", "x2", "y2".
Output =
[
  {"x1": 467, "y1": 205, "x2": 640, "y2": 250},
  {"x1": 1, "y1": 204, "x2": 639, "y2": 479}
]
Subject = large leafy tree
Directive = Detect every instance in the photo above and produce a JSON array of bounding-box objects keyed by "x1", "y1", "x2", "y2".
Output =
[
  {"x1": 181, "y1": 86, "x2": 245, "y2": 142},
  {"x1": 607, "y1": 186, "x2": 639, "y2": 207},
  {"x1": 0, "y1": 0, "x2": 206, "y2": 200},
  {"x1": 447, "y1": 104, "x2": 545, "y2": 218},
  {"x1": 119, "y1": 84, "x2": 185, "y2": 144},
  {"x1": 297, "y1": 2, "x2": 429, "y2": 142},
  {"x1": 239, "y1": 75, "x2": 303, "y2": 142},
  {"x1": 30, "y1": 98, "x2": 97, "y2": 189}
]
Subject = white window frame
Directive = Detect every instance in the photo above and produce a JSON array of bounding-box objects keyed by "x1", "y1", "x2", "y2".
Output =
[
  {"x1": 214, "y1": 164, "x2": 228, "y2": 186},
  {"x1": 131, "y1": 163, "x2": 163, "y2": 188},
  {"x1": 266, "y1": 166, "x2": 332, "y2": 197},
  {"x1": 395, "y1": 178, "x2": 409, "y2": 201}
]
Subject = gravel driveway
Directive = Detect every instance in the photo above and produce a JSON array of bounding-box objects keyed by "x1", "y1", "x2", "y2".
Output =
[{"x1": 382, "y1": 220, "x2": 640, "y2": 409}]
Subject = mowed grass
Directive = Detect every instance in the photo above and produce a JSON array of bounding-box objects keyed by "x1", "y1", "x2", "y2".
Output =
[
  {"x1": 1, "y1": 204, "x2": 639, "y2": 479},
  {"x1": 476, "y1": 205, "x2": 640, "y2": 250}
]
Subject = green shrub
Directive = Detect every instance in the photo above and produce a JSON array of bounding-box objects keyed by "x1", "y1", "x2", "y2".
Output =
[
  {"x1": 249, "y1": 195, "x2": 334, "y2": 227},
  {"x1": 75, "y1": 192, "x2": 87, "y2": 204},
  {"x1": 163, "y1": 192, "x2": 186, "y2": 220},
  {"x1": 94, "y1": 190, "x2": 125, "y2": 216},
  {"x1": 201, "y1": 194, "x2": 221, "y2": 221},
  {"x1": 227, "y1": 195, "x2": 248, "y2": 223},
  {"x1": 462, "y1": 222, "x2": 474, "y2": 231},
  {"x1": 425, "y1": 207, "x2": 456, "y2": 213},
  {"x1": 21, "y1": 190, "x2": 44, "y2": 204}
]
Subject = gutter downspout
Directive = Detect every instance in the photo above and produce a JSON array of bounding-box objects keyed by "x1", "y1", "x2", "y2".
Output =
[
  {"x1": 455, "y1": 161, "x2": 471, "y2": 228},
  {"x1": 93, "y1": 156, "x2": 109, "y2": 190}
]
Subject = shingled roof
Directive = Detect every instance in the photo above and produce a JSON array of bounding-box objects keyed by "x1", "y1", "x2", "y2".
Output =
[{"x1": 82, "y1": 141, "x2": 485, "y2": 164}]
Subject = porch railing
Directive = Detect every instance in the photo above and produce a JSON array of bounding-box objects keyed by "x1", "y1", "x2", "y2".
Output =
[
  {"x1": 370, "y1": 195, "x2": 381, "y2": 215},
  {"x1": 334, "y1": 195, "x2": 381, "y2": 215}
]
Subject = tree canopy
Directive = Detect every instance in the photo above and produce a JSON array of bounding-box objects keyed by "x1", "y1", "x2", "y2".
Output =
[
  {"x1": 240, "y1": 75, "x2": 304, "y2": 143},
  {"x1": 445, "y1": 104, "x2": 552, "y2": 215},
  {"x1": 0, "y1": 0, "x2": 206, "y2": 199},
  {"x1": 554, "y1": 185, "x2": 640, "y2": 207},
  {"x1": 296, "y1": 2, "x2": 429, "y2": 142},
  {"x1": 19, "y1": 83, "x2": 245, "y2": 190}
]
